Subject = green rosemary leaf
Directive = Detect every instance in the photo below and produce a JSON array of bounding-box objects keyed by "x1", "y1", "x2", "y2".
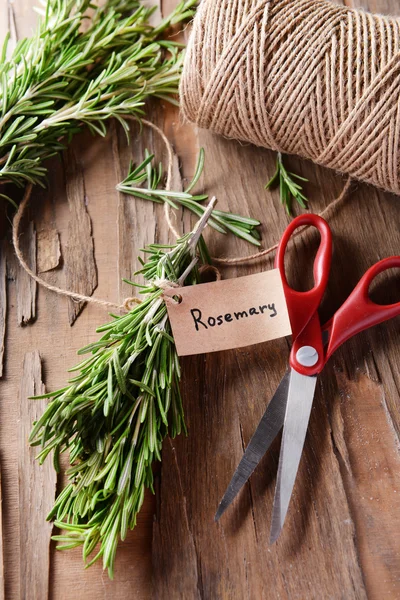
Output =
[
  {"x1": 291, "y1": 172, "x2": 308, "y2": 182},
  {"x1": 28, "y1": 387, "x2": 69, "y2": 399},
  {"x1": 54, "y1": 542, "x2": 85, "y2": 550},
  {"x1": 112, "y1": 349, "x2": 126, "y2": 394},
  {"x1": 266, "y1": 152, "x2": 309, "y2": 214},
  {"x1": 185, "y1": 146, "x2": 205, "y2": 193},
  {"x1": 117, "y1": 149, "x2": 262, "y2": 245},
  {"x1": 265, "y1": 163, "x2": 280, "y2": 189},
  {"x1": 214, "y1": 210, "x2": 261, "y2": 226},
  {"x1": 129, "y1": 379, "x2": 155, "y2": 397},
  {"x1": 222, "y1": 221, "x2": 262, "y2": 246},
  {"x1": 105, "y1": 361, "x2": 114, "y2": 417}
]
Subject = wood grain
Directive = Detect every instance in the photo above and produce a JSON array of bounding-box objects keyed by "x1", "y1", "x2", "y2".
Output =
[
  {"x1": 64, "y1": 148, "x2": 98, "y2": 325},
  {"x1": 0, "y1": 0, "x2": 16, "y2": 55},
  {"x1": 331, "y1": 369, "x2": 400, "y2": 599},
  {"x1": 0, "y1": 0, "x2": 399, "y2": 598},
  {"x1": 0, "y1": 242, "x2": 6, "y2": 377},
  {"x1": 153, "y1": 2, "x2": 400, "y2": 600},
  {"x1": 15, "y1": 220, "x2": 37, "y2": 325},
  {"x1": 0, "y1": 467, "x2": 5, "y2": 600},
  {"x1": 18, "y1": 351, "x2": 57, "y2": 600},
  {"x1": 0, "y1": 2, "x2": 7, "y2": 50},
  {"x1": 0, "y1": 1, "x2": 153, "y2": 595},
  {"x1": 37, "y1": 229, "x2": 61, "y2": 274}
]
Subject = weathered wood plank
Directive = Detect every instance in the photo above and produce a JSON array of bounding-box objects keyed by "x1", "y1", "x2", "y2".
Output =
[
  {"x1": 153, "y1": 1, "x2": 400, "y2": 598},
  {"x1": 331, "y1": 369, "x2": 400, "y2": 598},
  {"x1": 0, "y1": 466, "x2": 5, "y2": 600},
  {"x1": 0, "y1": 242, "x2": 6, "y2": 377},
  {"x1": 64, "y1": 148, "x2": 98, "y2": 325},
  {"x1": 152, "y1": 438, "x2": 200, "y2": 600},
  {"x1": 37, "y1": 228, "x2": 61, "y2": 273},
  {"x1": 0, "y1": 1, "x2": 7, "y2": 45},
  {"x1": 0, "y1": 0, "x2": 399, "y2": 598},
  {"x1": 0, "y1": 2, "x2": 150, "y2": 598},
  {"x1": 19, "y1": 350, "x2": 57, "y2": 600},
  {"x1": 0, "y1": 0, "x2": 17, "y2": 55},
  {"x1": 47, "y1": 130, "x2": 153, "y2": 599},
  {"x1": 113, "y1": 120, "x2": 159, "y2": 294},
  {"x1": 15, "y1": 220, "x2": 37, "y2": 325}
]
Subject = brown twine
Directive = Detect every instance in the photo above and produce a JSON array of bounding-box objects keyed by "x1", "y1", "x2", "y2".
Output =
[
  {"x1": 180, "y1": 0, "x2": 400, "y2": 196},
  {"x1": 213, "y1": 176, "x2": 352, "y2": 265},
  {"x1": 12, "y1": 118, "x2": 351, "y2": 312},
  {"x1": 13, "y1": 182, "x2": 124, "y2": 311},
  {"x1": 12, "y1": 118, "x2": 180, "y2": 312},
  {"x1": 199, "y1": 263, "x2": 223, "y2": 280}
]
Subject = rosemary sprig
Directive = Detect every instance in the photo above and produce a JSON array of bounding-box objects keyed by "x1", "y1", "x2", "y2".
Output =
[
  {"x1": 0, "y1": 0, "x2": 196, "y2": 192},
  {"x1": 265, "y1": 152, "x2": 308, "y2": 214},
  {"x1": 117, "y1": 148, "x2": 261, "y2": 246},
  {"x1": 29, "y1": 205, "x2": 214, "y2": 579}
]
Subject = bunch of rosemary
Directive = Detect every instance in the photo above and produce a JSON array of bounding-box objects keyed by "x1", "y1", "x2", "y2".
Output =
[
  {"x1": 0, "y1": 0, "x2": 196, "y2": 198},
  {"x1": 29, "y1": 203, "x2": 214, "y2": 578}
]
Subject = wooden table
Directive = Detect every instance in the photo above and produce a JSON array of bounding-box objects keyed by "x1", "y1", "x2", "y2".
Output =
[{"x1": 0, "y1": 0, "x2": 399, "y2": 598}]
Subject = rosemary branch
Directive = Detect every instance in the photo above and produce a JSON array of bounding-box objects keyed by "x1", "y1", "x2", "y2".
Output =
[
  {"x1": 0, "y1": 0, "x2": 196, "y2": 192},
  {"x1": 265, "y1": 152, "x2": 308, "y2": 214},
  {"x1": 29, "y1": 206, "x2": 214, "y2": 579},
  {"x1": 117, "y1": 148, "x2": 261, "y2": 245}
]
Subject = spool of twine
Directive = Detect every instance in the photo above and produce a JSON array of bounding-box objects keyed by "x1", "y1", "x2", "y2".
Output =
[{"x1": 180, "y1": 0, "x2": 400, "y2": 195}]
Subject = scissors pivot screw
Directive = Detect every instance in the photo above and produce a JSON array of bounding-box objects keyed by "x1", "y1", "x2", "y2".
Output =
[{"x1": 296, "y1": 346, "x2": 319, "y2": 367}]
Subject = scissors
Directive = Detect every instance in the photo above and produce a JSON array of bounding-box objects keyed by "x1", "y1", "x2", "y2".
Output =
[{"x1": 215, "y1": 213, "x2": 400, "y2": 543}]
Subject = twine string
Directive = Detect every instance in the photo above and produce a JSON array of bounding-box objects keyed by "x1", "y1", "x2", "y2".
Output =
[
  {"x1": 12, "y1": 119, "x2": 351, "y2": 312},
  {"x1": 13, "y1": 182, "x2": 125, "y2": 311},
  {"x1": 213, "y1": 177, "x2": 352, "y2": 265},
  {"x1": 12, "y1": 118, "x2": 178, "y2": 312},
  {"x1": 180, "y1": 0, "x2": 400, "y2": 196}
]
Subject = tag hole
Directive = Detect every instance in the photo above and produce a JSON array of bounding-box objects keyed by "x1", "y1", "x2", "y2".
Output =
[{"x1": 173, "y1": 294, "x2": 182, "y2": 304}]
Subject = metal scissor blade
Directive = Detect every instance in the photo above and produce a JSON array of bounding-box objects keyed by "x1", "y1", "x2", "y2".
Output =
[
  {"x1": 215, "y1": 371, "x2": 291, "y2": 522},
  {"x1": 269, "y1": 369, "x2": 317, "y2": 544}
]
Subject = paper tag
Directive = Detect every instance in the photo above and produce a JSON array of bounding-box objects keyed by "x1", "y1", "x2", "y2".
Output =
[{"x1": 164, "y1": 269, "x2": 292, "y2": 356}]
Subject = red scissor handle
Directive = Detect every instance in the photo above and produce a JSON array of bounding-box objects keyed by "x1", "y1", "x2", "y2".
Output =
[
  {"x1": 323, "y1": 256, "x2": 400, "y2": 362},
  {"x1": 275, "y1": 214, "x2": 332, "y2": 376}
]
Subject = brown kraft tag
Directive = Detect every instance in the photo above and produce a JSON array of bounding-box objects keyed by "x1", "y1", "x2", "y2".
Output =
[{"x1": 164, "y1": 269, "x2": 292, "y2": 356}]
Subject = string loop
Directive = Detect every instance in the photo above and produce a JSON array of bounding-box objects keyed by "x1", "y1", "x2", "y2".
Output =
[
  {"x1": 12, "y1": 119, "x2": 351, "y2": 312},
  {"x1": 12, "y1": 118, "x2": 177, "y2": 312}
]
